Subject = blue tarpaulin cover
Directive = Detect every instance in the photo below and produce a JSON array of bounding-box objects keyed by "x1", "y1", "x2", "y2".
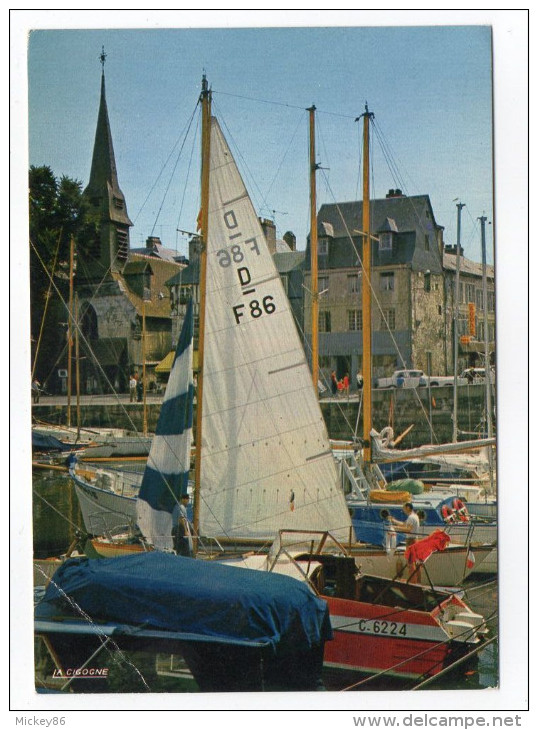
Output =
[{"x1": 36, "y1": 553, "x2": 332, "y2": 652}]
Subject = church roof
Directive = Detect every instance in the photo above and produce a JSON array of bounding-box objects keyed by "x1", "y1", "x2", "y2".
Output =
[{"x1": 83, "y1": 71, "x2": 132, "y2": 227}]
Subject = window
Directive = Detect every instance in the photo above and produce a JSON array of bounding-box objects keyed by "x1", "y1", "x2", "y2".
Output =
[
  {"x1": 319, "y1": 310, "x2": 331, "y2": 333},
  {"x1": 348, "y1": 310, "x2": 363, "y2": 331},
  {"x1": 487, "y1": 290, "x2": 495, "y2": 312},
  {"x1": 318, "y1": 276, "x2": 329, "y2": 295},
  {"x1": 459, "y1": 282, "x2": 464, "y2": 303},
  {"x1": 116, "y1": 228, "x2": 129, "y2": 261},
  {"x1": 475, "y1": 289, "x2": 484, "y2": 310},
  {"x1": 347, "y1": 274, "x2": 361, "y2": 293},
  {"x1": 424, "y1": 234, "x2": 430, "y2": 251},
  {"x1": 318, "y1": 238, "x2": 329, "y2": 256},
  {"x1": 466, "y1": 283, "x2": 475, "y2": 303},
  {"x1": 380, "y1": 272, "x2": 394, "y2": 291},
  {"x1": 380, "y1": 309, "x2": 396, "y2": 330},
  {"x1": 477, "y1": 321, "x2": 485, "y2": 340},
  {"x1": 280, "y1": 274, "x2": 289, "y2": 295},
  {"x1": 379, "y1": 232, "x2": 393, "y2": 251},
  {"x1": 424, "y1": 272, "x2": 431, "y2": 292}
]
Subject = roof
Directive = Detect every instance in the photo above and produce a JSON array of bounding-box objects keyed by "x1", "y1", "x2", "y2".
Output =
[
  {"x1": 113, "y1": 256, "x2": 183, "y2": 318},
  {"x1": 317, "y1": 194, "x2": 441, "y2": 239},
  {"x1": 130, "y1": 242, "x2": 187, "y2": 265},
  {"x1": 165, "y1": 258, "x2": 200, "y2": 287},
  {"x1": 274, "y1": 250, "x2": 305, "y2": 274},
  {"x1": 443, "y1": 252, "x2": 494, "y2": 279}
]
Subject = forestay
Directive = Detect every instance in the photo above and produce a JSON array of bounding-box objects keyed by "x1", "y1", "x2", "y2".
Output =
[
  {"x1": 136, "y1": 298, "x2": 194, "y2": 550},
  {"x1": 199, "y1": 118, "x2": 352, "y2": 540}
]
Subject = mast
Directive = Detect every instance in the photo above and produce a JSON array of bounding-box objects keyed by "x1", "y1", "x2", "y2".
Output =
[
  {"x1": 452, "y1": 201, "x2": 465, "y2": 442},
  {"x1": 75, "y1": 292, "x2": 81, "y2": 439},
  {"x1": 66, "y1": 235, "x2": 75, "y2": 428},
  {"x1": 193, "y1": 74, "x2": 211, "y2": 546},
  {"x1": 479, "y1": 216, "x2": 493, "y2": 439},
  {"x1": 142, "y1": 299, "x2": 148, "y2": 436},
  {"x1": 359, "y1": 104, "x2": 374, "y2": 462},
  {"x1": 308, "y1": 105, "x2": 319, "y2": 394}
]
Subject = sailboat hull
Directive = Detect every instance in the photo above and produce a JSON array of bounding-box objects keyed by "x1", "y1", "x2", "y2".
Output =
[{"x1": 71, "y1": 470, "x2": 137, "y2": 535}]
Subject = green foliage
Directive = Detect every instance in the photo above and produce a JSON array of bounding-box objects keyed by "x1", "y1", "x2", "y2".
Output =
[{"x1": 29, "y1": 165, "x2": 88, "y2": 385}]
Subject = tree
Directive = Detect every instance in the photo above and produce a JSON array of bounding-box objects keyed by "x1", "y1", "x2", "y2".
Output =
[{"x1": 29, "y1": 165, "x2": 88, "y2": 389}]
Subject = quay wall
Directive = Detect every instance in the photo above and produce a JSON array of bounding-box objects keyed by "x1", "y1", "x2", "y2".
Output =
[{"x1": 32, "y1": 385, "x2": 492, "y2": 448}]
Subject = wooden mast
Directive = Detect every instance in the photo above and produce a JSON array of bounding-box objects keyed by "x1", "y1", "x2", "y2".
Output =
[
  {"x1": 193, "y1": 74, "x2": 211, "y2": 547},
  {"x1": 75, "y1": 292, "x2": 81, "y2": 439},
  {"x1": 66, "y1": 235, "x2": 75, "y2": 427},
  {"x1": 359, "y1": 104, "x2": 374, "y2": 462},
  {"x1": 308, "y1": 105, "x2": 319, "y2": 394},
  {"x1": 142, "y1": 299, "x2": 148, "y2": 436},
  {"x1": 452, "y1": 201, "x2": 465, "y2": 442}
]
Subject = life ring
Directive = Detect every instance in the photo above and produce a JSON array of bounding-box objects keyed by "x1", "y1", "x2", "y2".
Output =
[
  {"x1": 441, "y1": 505, "x2": 455, "y2": 522},
  {"x1": 452, "y1": 498, "x2": 469, "y2": 522}
]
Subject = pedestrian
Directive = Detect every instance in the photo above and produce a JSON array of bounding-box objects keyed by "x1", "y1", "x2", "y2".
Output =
[
  {"x1": 129, "y1": 374, "x2": 137, "y2": 402},
  {"x1": 356, "y1": 371, "x2": 363, "y2": 390},
  {"x1": 343, "y1": 372, "x2": 350, "y2": 397},
  {"x1": 32, "y1": 378, "x2": 41, "y2": 404},
  {"x1": 136, "y1": 376, "x2": 143, "y2": 402},
  {"x1": 172, "y1": 494, "x2": 194, "y2": 557},
  {"x1": 330, "y1": 371, "x2": 338, "y2": 397}
]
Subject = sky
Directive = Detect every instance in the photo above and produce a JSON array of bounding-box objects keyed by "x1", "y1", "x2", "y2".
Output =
[{"x1": 25, "y1": 18, "x2": 497, "y2": 262}]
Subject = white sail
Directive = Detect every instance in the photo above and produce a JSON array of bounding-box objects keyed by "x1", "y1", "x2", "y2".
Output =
[{"x1": 198, "y1": 118, "x2": 352, "y2": 541}]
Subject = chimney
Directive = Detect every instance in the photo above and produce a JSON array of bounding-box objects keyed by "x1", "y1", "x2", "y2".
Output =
[
  {"x1": 386, "y1": 189, "x2": 404, "y2": 198},
  {"x1": 146, "y1": 236, "x2": 161, "y2": 250},
  {"x1": 444, "y1": 243, "x2": 464, "y2": 256},
  {"x1": 188, "y1": 234, "x2": 202, "y2": 265},
  {"x1": 259, "y1": 218, "x2": 277, "y2": 255},
  {"x1": 283, "y1": 230, "x2": 296, "y2": 251}
]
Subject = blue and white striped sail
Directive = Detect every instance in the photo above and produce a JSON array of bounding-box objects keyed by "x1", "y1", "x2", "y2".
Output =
[{"x1": 136, "y1": 298, "x2": 194, "y2": 551}]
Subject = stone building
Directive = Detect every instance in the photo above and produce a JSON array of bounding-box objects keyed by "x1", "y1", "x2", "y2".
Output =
[
  {"x1": 303, "y1": 190, "x2": 447, "y2": 386},
  {"x1": 443, "y1": 244, "x2": 495, "y2": 372},
  {"x1": 71, "y1": 63, "x2": 185, "y2": 394}
]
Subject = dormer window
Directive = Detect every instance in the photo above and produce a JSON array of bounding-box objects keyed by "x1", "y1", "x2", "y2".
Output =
[
  {"x1": 318, "y1": 238, "x2": 329, "y2": 256},
  {"x1": 379, "y1": 232, "x2": 393, "y2": 251}
]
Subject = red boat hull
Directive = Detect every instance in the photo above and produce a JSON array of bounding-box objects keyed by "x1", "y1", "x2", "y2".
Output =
[{"x1": 324, "y1": 595, "x2": 468, "y2": 680}]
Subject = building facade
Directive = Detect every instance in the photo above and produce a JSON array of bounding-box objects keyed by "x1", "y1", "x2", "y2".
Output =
[{"x1": 304, "y1": 190, "x2": 448, "y2": 386}]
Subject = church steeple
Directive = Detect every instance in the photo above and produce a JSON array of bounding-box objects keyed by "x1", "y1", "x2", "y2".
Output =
[{"x1": 81, "y1": 48, "x2": 132, "y2": 280}]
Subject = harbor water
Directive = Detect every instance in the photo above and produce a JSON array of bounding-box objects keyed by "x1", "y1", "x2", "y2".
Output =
[{"x1": 33, "y1": 467, "x2": 499, "y2": 693}]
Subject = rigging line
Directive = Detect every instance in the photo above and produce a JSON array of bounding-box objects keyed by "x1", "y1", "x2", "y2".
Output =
[
  {"x1": 32, "y1": 227, "x2": 63, "y2": 380},
  {"x1": 32, "y1": 488, "x2": 84, "y2": 532},
  {"x1": 371, "y1": 120, "x2": 446, "y2": 273},
  {"x1": 35, "y1": 574, "x2": 152, "y2": 691},
  {"x1": 175, "y1": 105, "x2": 200, "y2": 239},
  {"x1": 212, "y1": 98, "x2": 270, "y2": 219},
  {"x1": 213, "y1": 88, "x2": 357, "y2": 119},
  {"x1": 150, "y1": 103, "x2": 199, "y2": 237},
  {"x1": 29, "y1": 241, "x2": 142, "y2": 436},
  {"x1": 317, "y1": 169, "x2": 437, "y2": 435},
  {"x1": 132, "y1": 99, "x2": 199, "y2": 225},
  {"x1": 262, "y1": 108, "x2": 304, "y2": 207}
]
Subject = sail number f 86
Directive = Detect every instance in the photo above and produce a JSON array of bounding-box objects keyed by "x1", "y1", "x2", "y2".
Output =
[{"x1": 217, "y1": 208, "x2": 277, "y2": 325}]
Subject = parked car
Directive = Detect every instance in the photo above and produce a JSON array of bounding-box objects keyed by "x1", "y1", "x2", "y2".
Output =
[
  {"x1": 374, "y1": 369, "x2": 466, "y2": 389},
  {"x1": 460, "y1": 367, "x2": 495, "y2": 385}
]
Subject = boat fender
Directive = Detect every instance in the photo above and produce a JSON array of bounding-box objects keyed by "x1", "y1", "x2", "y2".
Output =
[
  {"x1": 453, "y1": 498, "x2": 469, "y2": 522},
  {"x1": 441, "y1": 505, "x2": 456, "y2": 522},
  {"x1": 379, "y1": 426, "x2": 394, "y2": 447}
]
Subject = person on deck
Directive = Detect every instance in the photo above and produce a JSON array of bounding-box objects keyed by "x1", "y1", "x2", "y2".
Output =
[
  {"x1": 129, "y1": 374, "x2": 137, "y2": 402},
  {"x1": 172, "y1": 494, "x2": 194, "y2": 558},
  {"x1": 32, "y1": 379, "x2": 41, "y2": 404},
  {"x1": 356, "y1": 372, "x2": 363, "y2": 390},
  {"x1": 330, "y1": 371, "x2": 338, "y2": 397},
  {"x1": 389, "y1": 503, "x2": 421, "y2": 583},
  {"x1": 343, "y1": 373, "x2": 350, "y2": 397}
]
